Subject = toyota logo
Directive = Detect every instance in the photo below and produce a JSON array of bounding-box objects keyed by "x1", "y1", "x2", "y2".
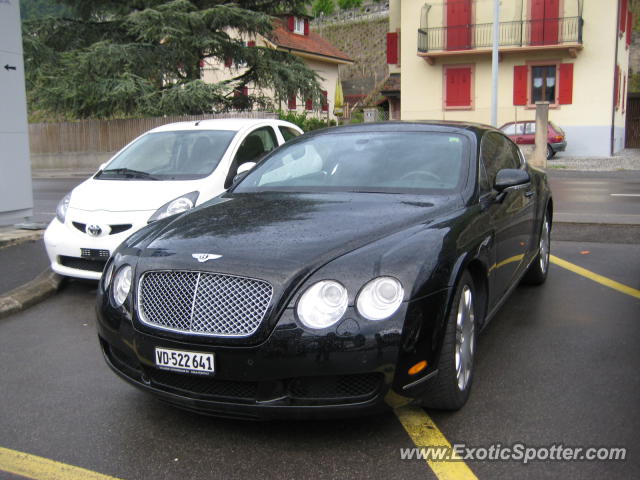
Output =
[{"x1": 86, "y1": 224, "x2": 102, "y2": 237}]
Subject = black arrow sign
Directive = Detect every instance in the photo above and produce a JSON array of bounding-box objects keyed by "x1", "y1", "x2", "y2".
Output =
[{"x1": 4, "y1": 65, "x2": 16, "y2": 71}]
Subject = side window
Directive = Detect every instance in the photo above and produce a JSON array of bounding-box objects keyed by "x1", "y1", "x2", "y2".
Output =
[
  {"x1": 506, "y1": 139, "x2": 525, "y2": 167},
  {"x1": 525, "y1": 122, "x2": 536, "y2": 135},
  {"x1": 478, "y1": 161, "x2": 491, "y2": 194},
  {"x1": 501, "y1": 123, "x2": 517, "y2": 135},
  {"x1": 234, "y1": 127, "x2": 277, "y2": 166},
  {"x1": 279, "y1": 126, "x2": 301, "y2": 142},
  {"x1": 480, "y1": 132, "x2": 519, "y2": 187}
]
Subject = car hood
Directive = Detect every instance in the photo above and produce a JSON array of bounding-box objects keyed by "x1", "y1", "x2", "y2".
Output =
[
  {"x1": 70, "y1": 177, "x2": 202, "y2": 212},
  {"x1": 136, "y1": 192, "x2": 459, "y2": 291}
]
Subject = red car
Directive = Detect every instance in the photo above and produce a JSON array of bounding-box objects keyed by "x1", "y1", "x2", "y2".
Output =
[{"x1": 500, "y1": 121, "x2": 567, "y2": 160}]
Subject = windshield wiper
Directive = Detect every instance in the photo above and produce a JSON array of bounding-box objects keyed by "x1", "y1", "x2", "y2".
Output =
[{"x1": 98, "y1": 168, "x2": 159, "y2": 180}]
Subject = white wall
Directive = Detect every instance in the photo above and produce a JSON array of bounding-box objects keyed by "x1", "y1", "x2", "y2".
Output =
[{"x1": 0, "y1": 0, "x2": 33, "y2": 224}]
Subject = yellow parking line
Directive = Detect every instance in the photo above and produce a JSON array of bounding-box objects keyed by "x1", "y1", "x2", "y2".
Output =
[
  {"x1": 0, "y1": 447, "x2": 122, "y2": 480},
  {"x1": 395, "y1": 407, "x2": 478, "y2": 480},
  {"x1": 550, "y1": 255, "x2": 640, "y2": 300}
]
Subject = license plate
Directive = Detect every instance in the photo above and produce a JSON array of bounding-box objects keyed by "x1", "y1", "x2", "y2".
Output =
[{"x1": 154, "y1": 347, "x2": 215, "y2": 375}]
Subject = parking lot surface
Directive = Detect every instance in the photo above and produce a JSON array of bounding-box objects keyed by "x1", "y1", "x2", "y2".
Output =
[{"x1": 0, "y1": 241, "x2": 638, "y2": 480}]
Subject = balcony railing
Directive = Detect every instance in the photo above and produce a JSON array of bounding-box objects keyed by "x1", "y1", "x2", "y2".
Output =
[{"x1": 418, "y1": 16, "x2": 583, "y2": 53}]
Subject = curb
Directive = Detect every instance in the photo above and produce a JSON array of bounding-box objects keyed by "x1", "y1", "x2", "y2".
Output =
[
  {"x1": 0, "y1": 269, "x2": 64, "y2": 319},
  {"x1": 0, "y1": 231, "x2": 44, "y2": 249}
]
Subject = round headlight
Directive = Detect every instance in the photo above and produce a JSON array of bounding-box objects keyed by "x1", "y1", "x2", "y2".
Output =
[
  {"x1": 148, "y1": 191, "x2": 199, "y2": 223},
  {"x1": 56, "y1": 192, "x2": 71, "y2": 223},
  {"x1": 111, "y1": 265, "x2": 132, "y2": 307},
  {"x1": 297, "y1": 280, "x2": 348, "y2": 329},
  {"x1": 356, "y1": 277, "x2": 404, "y2": 321}
]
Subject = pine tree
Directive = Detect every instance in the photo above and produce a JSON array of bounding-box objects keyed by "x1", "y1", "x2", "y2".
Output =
[{"x1": 23, "y1": 0, "x2": 323, "y2": 119}]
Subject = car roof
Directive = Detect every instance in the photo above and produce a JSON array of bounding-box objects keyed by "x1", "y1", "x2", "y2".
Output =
[
  {"x1": 305, "y1": 120, "x2": 502, "y2": 139},
  {"x1": 148, "y1": 118, "x2": 293, "y2": 133}
]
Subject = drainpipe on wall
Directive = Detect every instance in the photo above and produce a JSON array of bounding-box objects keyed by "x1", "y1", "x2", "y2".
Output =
[{"x1": 610, "y1": 0, "x2": 621, "y2": 156}]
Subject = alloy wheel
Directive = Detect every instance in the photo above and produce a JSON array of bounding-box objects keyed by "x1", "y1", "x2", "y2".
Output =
[{"x1": 455, "y1": 285, "x2": 475, "y2": 391}]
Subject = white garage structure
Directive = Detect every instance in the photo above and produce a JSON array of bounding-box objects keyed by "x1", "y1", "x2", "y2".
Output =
[{"x1": 0, "y1": 0, "x2": 33, "y2": 225}]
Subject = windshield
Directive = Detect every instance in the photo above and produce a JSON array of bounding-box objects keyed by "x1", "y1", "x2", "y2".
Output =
[
  {"x1": 234, "y1": 131, "x2": 469, "y2": 194},
  {"x1": 97, "y1": 130, "x2": 236, "y2": 180}
]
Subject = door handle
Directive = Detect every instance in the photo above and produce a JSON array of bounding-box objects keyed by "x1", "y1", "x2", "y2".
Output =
[{"x1": 524, "y1": 190, "x2": 534, "y2": 198}]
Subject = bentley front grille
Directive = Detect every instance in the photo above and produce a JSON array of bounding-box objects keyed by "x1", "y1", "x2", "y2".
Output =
[{"x1": 138, "y1": 271, "x2": 273, "y2": 337}]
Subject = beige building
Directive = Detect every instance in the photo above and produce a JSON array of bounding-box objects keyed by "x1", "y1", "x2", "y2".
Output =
[
  {"x1": 386, "y1": 0, "x2": 633, "y2": 156},
  {"x1": 202, "y1": 15, "x2": 353, "y2": 120}
]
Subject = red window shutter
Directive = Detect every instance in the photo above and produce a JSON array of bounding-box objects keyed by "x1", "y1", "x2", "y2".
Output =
[
  {"x1": 513, "y1": 65, "x2": 528, "y2": 105},
  {"x1": 627, "y1": 12, "x2": 633, "y2": 46},
  {"x1": 288, "y1": 94, "x2": 297, "y2": 110},
  {"x1": 445, "y1": 67, "x2": 471, "y2": 107},
  {"x1": 224, "y1": 56, "x2": 232, "y2": 67},
  {"x1": 321, "y1": 90, "x2": 328, "y2": 112},
  {"x1": 199, "y1": 59, "x2": 205, "y2": 68},
  {"x1": 243, "y1": 86, "x2": 248, "y2": 97},
  {"x1": 304, "y1": 19, "x2": 309, "y2": 36},
  {"x1": 447, "y1": 0, "x2": 472, "y2": 50},
  {"x1": 386, "y1": 32, "x2": 398, "y2": 64},
  {"x1": 248, "y1": 40, "x2": 256, "y2": 48},
  {"x1": 288, "y1": 16, "x2": 295, "y2": 32},
  {"x1": 623, "y1": 75, "x2": 627, "y2": 112},
  {"x1": 620, "y1": 0, "x2": 628, "y2": 33},
  {"x1": 558, "y1": 63, "x2": 574, "y2": 105},
  {"x1": 614, "y1": 65, "x2": 620, "y2": 110},
  {"x1": 305, "y1": 98, "x2": 313, "y2": 110}
]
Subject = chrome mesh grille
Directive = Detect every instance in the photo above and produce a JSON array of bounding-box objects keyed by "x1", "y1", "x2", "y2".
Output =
[{"x1": 138, "y1": 271, "x2": 272, "y2": 337}]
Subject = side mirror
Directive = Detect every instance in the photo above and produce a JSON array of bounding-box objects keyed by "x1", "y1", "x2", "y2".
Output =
[
  {"x1": 237, "y1": 162, "x2": 256, "y2": 175},
  {"x1": 494, "y1": 168, "x2": 530, "y2": 192},
  {"x1": 98, "y1": 162, "x2": 107, "y2": 171},
  {"x1": 232, "y1": 162, "x2": 256, "y2": 185}
]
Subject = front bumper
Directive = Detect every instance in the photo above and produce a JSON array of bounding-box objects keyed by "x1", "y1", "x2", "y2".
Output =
[
  {"x1": 96, "y1": 288, "x2": 451, "y2": 420},
  {"x1": 44, "y1": 213, "x2": 151, "y2": 280}
]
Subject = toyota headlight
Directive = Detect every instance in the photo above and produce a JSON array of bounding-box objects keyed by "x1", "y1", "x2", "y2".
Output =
[
  {"x1": 111, "y1": 265, "x2": 132, "y2": 307},
  {"x1": 56, "y1": 192, "x2": 71, "y2": 223},
  {"x1": 356, "y1": 277, "x2": 404, "y2": 321},
  {"x1": 297, "y1": 280, "x2": 348, "y2": 329},
  {"x1": 148, "y1": 191, "x2": 199, "y2": 223}
]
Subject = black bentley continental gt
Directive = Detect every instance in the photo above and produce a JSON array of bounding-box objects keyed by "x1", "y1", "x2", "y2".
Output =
[{"x1": 97, "y1": 121, "x2": 552, "y2": 419}]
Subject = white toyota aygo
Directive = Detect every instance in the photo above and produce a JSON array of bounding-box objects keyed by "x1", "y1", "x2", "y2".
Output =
[{"x1": 44, "y1": 118, "x2": 303, "y2": 280}]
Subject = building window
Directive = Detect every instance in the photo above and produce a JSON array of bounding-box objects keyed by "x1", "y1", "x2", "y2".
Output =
[
  {"x1": 444, "y1": 65, "x2": 473, "y2": 109},
  {"x1": 321, "y1": 90, "x2": 328, "y2": 112},
  {"x1": 288, "y1": 94, "x2": 297, "y2": 111},
  {"x1": 294, "y1": 16, "x2": 305, "y2": 35},
  {"x1": 514, "y1": 63, "x2": 573, "y2": 106},
  {"x1": 305, "y1": 98, "x2": 313, "y2": 111},
  {"x1": 531, "y1": 65, "x2": 556, "y2": 103}
]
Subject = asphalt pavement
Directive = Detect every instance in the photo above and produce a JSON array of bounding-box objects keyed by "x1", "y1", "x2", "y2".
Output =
[
  {"x1": 547, "y1": 170, "x2": 640, "y2": 225},
  {"x1": 0, "y1": 241, "x2": 637, "y2": 479},
  {"x1": 0, "y1": 239, "x2": 49, "y2": 295}
]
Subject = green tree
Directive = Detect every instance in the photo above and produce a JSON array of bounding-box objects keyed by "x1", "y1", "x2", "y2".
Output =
[
  {"x1": 19, "y1": 0, "x2": 71, "y2": 20},
  {"x1": 337, "y1": 0, "x2": 362, "y2": 10},
  {"x1": 23, "y1": 0, "x2": 323, "y2": 119},
  {"x1": 312, "y1": 0, "x2": 335, "y2": 16}
]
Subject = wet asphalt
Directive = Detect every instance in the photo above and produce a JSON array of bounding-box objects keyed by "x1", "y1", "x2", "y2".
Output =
[
  {"x1": 0, "y1": 240, "x2": 638, "y2": 479},
  {"x1": 0, "y1": 239, "x2": 49, "y2": 295}
]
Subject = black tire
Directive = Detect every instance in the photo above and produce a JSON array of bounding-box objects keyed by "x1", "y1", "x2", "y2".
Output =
[
  {"x1": 421, "y1": 271, "x2": 477, "y2": 410},
  {"x1": 546, "y1": 144, "x2": 555, "y2": 160},
  {"x1": 523, "y1": 211, "x2": 551, "y2": 285}
]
